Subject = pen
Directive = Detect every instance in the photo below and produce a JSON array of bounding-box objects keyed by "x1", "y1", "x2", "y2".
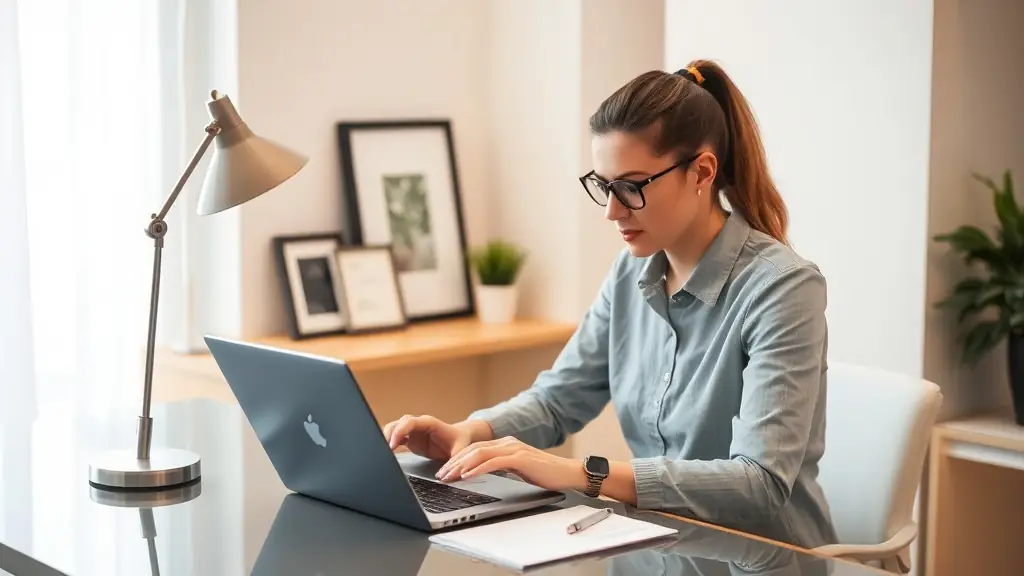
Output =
[{"x1": 566, "y1": 507, "x2": 613, "y2": 534}]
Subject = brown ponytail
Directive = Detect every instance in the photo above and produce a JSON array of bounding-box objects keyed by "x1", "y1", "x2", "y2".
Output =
[{"x1": 589, "y1": 60, "x2": 789, "y2": 244}]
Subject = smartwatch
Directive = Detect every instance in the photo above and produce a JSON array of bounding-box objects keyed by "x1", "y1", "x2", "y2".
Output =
[{"x1": 582, "y1": 455, "x2": 609, "y2": 498}]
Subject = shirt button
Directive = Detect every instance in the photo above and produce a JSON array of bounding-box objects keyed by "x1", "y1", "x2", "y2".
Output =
[{"x1": 662, "y1": 372, "x2": 670, "y2": 382}]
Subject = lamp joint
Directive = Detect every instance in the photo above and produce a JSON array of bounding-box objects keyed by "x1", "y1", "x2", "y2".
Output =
[{"x1": 145, "y1": 218, "x2": 168, "y2": 240}]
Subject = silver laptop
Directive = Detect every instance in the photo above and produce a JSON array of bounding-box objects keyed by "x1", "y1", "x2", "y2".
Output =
[{"x1": 204, "y1": 335, "x2": 565, "y2": 531}]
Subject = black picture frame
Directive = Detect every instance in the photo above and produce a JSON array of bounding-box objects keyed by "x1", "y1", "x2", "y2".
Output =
[
  {"x1": 336, "y1": 119, "x2": 475, "y2": 323},
  {"x1": 272, "y1": 232, "x2": 348, "y2": 340},
  {"x1": 334, "y1": 244, "x2": 409, "y2": 334}
]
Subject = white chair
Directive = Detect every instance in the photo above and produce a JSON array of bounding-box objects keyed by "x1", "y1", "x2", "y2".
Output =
[{"x1": 813, "y1": 362, "x2": 943, "y2": 573}]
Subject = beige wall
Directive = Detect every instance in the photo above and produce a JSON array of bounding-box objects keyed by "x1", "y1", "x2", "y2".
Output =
[
  {"x1": 925, "y1": 0, "x2": 1024, "y2": 421},
  {"x1": 484, "y1": 0, "x2": 664, "y2": 460},
  {"x1": 666, "y1": 0, "x2": 937, "y2": 378},
  {"x1": 235, "y1": 0, "x2": 492, "y2": 339},
  {"x1": 485, "y1": 0, "x2": 583, "y2": 323},
  {"x1": 921, "y1": 7, "x2": 1024, "y2": 567}
]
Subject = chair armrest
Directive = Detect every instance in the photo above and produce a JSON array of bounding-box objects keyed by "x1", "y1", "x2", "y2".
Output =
[{"x1": 813, "y1": 523, "x2": 917, "y2": 565}]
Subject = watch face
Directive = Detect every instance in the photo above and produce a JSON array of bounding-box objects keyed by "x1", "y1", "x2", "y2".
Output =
[{"x1": 586, "y1": 456, "x2": 610, "y2": 476}]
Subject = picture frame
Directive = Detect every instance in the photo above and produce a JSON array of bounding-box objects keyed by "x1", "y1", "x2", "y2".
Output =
[
  {"x1": 334, "y1": 245, "x2": 408, "y2": 333},
  {"x1": 272, "y1": 233, "x2": 347, "y2": 340},
  {"x1": 336, "y1": 119, "x2": 475, "y2": 322}
]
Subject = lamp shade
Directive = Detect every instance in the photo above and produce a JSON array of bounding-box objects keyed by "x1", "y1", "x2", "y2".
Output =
[{"x1": 197, "y1": 91, "x2": 307, "y2": 216}]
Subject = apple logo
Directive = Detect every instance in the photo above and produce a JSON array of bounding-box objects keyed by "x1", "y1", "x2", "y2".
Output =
[{"x1": 304, "y1": 414, "x2": 327, "y2": 447}]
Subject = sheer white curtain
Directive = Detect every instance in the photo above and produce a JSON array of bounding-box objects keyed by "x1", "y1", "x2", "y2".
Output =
[
  {"x1": 1, "y1": 0, "x2": 197, "y2": 571},
  {"x1": 0, "y1": 0, "x2": 38, "y2": 555}
]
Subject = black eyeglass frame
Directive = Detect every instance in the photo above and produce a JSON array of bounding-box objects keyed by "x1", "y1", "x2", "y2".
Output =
[{"x1": 579, "y1": 153, "x2": 700, "y2": 210}]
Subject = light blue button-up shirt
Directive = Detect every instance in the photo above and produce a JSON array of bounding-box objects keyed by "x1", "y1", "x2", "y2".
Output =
[{"x1": 469, "y1": 211, "x2": 837, "y2": 548}]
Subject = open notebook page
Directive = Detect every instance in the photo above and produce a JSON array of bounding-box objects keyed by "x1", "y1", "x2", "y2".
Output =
[{"x1": 428, "y1": 504, "x2": 678, "y2": 571}]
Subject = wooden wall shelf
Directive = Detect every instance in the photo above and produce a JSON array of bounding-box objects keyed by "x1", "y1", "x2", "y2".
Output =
[
  {"x1": 253, "y1": 317, "x2": 577, "y2": 373},
  {"x1": 157, "y1": 317, "x2": 576, "y2": 380}
]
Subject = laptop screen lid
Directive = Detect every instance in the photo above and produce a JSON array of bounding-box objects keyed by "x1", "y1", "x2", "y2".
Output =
[{"x1": 203, "y1": 335, "x2": 431, "y2": 530}]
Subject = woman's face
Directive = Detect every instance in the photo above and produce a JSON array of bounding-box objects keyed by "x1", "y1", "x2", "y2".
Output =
[{"x1": 590, "y1": 130, "x2": 716, "y2": 258}]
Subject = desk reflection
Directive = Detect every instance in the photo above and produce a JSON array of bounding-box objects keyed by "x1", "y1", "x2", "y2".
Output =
[
  {"x1": 608, "y1": 521, "x2": 829, "y2": 576},
  {"x1": 252, "y1": 494, "x2": 837, "y2": 576},
  {"x1": 89, "y1": 481, "x2": 204, "y2": 576},
  {"x1": 252, "y1": 494, "x2": 430, "y2": 575}
]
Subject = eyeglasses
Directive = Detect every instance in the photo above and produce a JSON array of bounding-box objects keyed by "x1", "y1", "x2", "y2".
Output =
[{"x1": 579, "y1": 153, "x2": 699, "y2": 210}]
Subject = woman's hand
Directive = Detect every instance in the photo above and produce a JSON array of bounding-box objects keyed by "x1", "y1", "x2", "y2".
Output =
[
  {"x1": 382, "y1": 415, "x2": 492, "y2": 462},
  {"x1": 435, "y1": 436, "x2": 588, "y2": 492}
]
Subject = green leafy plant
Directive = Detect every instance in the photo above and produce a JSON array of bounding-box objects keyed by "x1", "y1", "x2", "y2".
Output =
[
  {"x1": 468, "y1": 240, "x2": 527, "y2": 286},
  {"x1": 934, "y1": 170, "x2": 1024, "y2": 365}
]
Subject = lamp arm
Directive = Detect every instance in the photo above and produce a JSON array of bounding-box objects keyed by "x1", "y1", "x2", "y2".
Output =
[{"x1": 136, "y1": 120, "x2": 220, "y2": 460}]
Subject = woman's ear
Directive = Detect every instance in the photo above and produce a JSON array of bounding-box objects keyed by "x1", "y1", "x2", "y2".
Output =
[{"x1": 693, "y1": 151, "x2": 718, "y2": 192}]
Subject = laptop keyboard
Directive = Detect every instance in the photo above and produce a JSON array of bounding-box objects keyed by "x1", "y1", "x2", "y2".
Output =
[{"x1": 407, "y1": 475, "x2": 501, "y2": 514}]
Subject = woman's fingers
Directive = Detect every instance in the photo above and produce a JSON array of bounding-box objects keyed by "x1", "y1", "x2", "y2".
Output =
[
  {"x1": 438, "y1": 438, "x2": 500, "y2": 478},
  {"x1": 387, "y1": 414, "x2": 431, "y2": 449},
  {"x1": 444, "y1": 436, "x2": 515, "y2": 469},
  {"x1": 384, "y1": 415, "x2": 411, "y2": 449},
  {"x1": 438, "y1": 437, "x2": 522, "y2": 480},
  {"x1": 462, "y1": 455, "x2": 517, "y2": 479}
]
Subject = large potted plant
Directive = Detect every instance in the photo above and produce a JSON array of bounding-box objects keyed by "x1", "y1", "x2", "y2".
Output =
[
  {"x1": 468, "y1": 239, "x2": 527, "y2": 324},
  {"x1": 934, "y1": 170, "x2": 1024, "y2": 424}
]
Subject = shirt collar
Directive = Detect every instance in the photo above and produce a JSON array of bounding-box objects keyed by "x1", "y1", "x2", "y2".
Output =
[{"x1": 637, "y1": 211, "x2": 750, "y2": 307}]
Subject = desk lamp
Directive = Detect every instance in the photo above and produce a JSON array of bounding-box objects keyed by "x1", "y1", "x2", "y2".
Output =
[{"x1": 88, "y1": 90, "x2": 306, "y2": 490}]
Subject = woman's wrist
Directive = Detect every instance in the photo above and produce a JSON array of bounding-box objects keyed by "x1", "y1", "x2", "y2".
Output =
[
  {"x1": 600, "y1": 461, "x2": 638, "y2": 505},
  {"x1": 456, "y1": 419, "x2": 495, "y2": 443}
]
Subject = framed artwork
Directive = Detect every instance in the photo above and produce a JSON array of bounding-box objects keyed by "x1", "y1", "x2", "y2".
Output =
[
  {"x1": 272, "y1": 233, "x2": 347, "y2": 340},
  {"x1": 336, "y1": 119, "x2": 475, "y2": 322},
  {"x1": 334, "y1": 245, "x2": 407, "y2": 333}
]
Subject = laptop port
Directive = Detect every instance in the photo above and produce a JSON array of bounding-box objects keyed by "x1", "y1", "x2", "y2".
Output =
[{"x1": 469, "y1": 515, "x2": 476, "y2": 520}]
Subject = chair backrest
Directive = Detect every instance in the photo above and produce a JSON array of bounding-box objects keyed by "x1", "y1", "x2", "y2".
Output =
[{"x1": 817, "y1": 362, "x2": 943, "y2": 545}]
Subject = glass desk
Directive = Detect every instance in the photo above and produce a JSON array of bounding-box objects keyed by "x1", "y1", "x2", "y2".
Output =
[{"x1": 1, "y1": 398, "x2": 880, "y2": 575}]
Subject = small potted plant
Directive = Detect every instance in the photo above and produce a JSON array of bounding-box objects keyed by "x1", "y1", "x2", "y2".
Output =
[
  {"x1": 468, "y1": 239, "x2": 527, "y2": 324},
  {"x1": 934, "y1": 170, "x2": 1024, "y2": 425}
]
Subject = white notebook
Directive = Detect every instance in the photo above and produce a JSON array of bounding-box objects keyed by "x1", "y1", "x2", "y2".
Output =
[{"x1": 428, "y1": 505, "x2": 678, "y2": 571}]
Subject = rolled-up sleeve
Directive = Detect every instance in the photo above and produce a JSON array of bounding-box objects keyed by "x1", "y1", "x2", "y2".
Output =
[
  {"x1": 630, "y1": 264, "x2": 827, "y2": 525},
  {"x1": 467, "y1": 259, "x2": 621, "y2": 450}
]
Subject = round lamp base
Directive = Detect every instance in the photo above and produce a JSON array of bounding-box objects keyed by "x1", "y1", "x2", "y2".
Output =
[{"x1": 89, "y1": 448, "x2": 201, "y2": 490}]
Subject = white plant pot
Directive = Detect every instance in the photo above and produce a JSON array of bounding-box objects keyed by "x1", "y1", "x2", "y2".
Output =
[{"x1": 476, "y1": 284, "x2": 518, "y2": 324}]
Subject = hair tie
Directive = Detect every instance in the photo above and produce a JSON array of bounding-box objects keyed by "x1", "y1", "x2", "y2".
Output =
[{"x1": 676, "y1": 66, "x2": 705, "y2": 85}]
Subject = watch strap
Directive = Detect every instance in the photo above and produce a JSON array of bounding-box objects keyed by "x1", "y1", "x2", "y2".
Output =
[{"x1": 583, "y1": 473, "x2": 603, "y2": 498}]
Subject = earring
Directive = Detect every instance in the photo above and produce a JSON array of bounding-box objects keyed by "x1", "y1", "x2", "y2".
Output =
[{"x1": 697, "y1": 189, "x2": 703, "y2": 196}]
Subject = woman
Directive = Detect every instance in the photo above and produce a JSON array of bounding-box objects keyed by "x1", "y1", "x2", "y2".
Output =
[{"x1": 383, "y1": 60, "x2": 837, "y2": 548}]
